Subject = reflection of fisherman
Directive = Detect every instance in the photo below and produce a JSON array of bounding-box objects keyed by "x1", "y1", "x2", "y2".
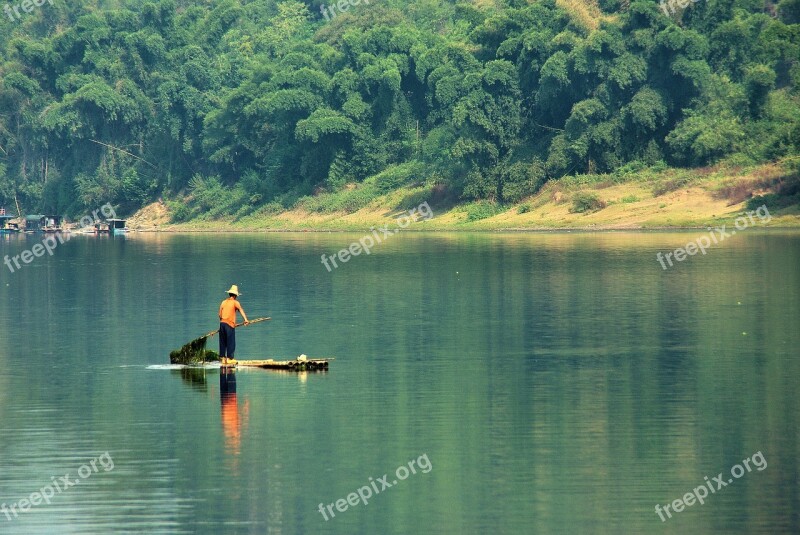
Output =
[{"x1": 220, "y1": 369, "x2": 249, "y2": 454}]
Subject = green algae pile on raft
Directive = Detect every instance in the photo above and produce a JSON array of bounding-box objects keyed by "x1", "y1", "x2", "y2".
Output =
[
  {"x1": 169, "y1": 337, "x2": 221, "y2": 365},
  {"x1": 169, "y1": 318, "x2": 271, "y2": 364}
]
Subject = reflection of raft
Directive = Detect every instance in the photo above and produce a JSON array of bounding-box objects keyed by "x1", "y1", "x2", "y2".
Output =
[{"x1": 237, "y1": 358, "x2": 331, "y2": 371}]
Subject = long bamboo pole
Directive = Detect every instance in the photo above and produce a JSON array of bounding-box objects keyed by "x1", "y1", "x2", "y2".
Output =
[{"x1": 200, "y1": 317, "x2": 271, "y2": 339}]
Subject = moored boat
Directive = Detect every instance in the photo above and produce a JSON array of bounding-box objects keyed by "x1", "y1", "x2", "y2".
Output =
[
  {"x1": 23, "y1": 214, "x2": 66, "y2": 233},
  {"x1": 0, "y1": 214, "x2": 20, "y2": 233},
  {"x1": 42, "y1": 215, "x2": 64, "y2": 232},
  {"x1": 24, "y1": 214, "x2": 46, "y2": 233},
  {"x1": 108, "y1": 218, "x2": 129, "y2": 235}
]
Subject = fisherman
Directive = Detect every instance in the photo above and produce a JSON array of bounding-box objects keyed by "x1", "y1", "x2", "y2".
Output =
[{"x1": 219, "y1": 285, "x2": 249, "y2": 366}]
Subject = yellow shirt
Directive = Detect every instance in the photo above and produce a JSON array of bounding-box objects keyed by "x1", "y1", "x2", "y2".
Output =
[{"x1": 219, "y1": 297, "x2": 244, "y2": 327}]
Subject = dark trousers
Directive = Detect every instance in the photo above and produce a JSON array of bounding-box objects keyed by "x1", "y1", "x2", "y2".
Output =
[{"x1": 219, "y1": 323, "x2": 236, "y2": 358}]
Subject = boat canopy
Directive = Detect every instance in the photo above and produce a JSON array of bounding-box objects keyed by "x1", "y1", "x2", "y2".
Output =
[{"x1": 25, "y1": 215, "x2": 46, "y2": 230}]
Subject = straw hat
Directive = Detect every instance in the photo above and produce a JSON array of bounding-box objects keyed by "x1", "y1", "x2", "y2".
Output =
[{"x1": 225, "y1": 285, "x2": 241, "y2": 296}]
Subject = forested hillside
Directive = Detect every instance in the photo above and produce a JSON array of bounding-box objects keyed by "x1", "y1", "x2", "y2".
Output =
[{"x1": 1, "y1": 0, "x2": 798, "y2": 218}]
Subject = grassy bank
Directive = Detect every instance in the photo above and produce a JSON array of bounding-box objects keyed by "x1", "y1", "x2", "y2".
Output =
[{"x1": 128, "y1": 161, "x2": 800, "y2": 231}]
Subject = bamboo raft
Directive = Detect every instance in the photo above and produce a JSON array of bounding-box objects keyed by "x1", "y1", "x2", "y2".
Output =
[
  {"x1": 169, "y1": 347, "x2": 332, "y2": 370},
  {"x1": 235, "y1": 358, "x2": 331, "y2": 371}
]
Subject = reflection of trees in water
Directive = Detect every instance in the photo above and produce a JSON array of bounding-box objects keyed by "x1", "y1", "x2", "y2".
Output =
[{"x1": 172, "y1": 367, "x2": 208, "y2": 391}]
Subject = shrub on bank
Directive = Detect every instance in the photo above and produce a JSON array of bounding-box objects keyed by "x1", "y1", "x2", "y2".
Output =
[
  {"x1": 295, "y1": 183, "x2": 380, "y2": 213},
  {"x1": 570, "y1": 192, "x2": 606, "y2": 213},
  {"x1": 464, "y1": 201, "x2": 504, "y2": 221}
]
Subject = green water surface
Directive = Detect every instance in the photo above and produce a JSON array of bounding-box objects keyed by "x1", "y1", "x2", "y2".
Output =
[{"x1": 0, "y1": 230, "x2": 798, "y2": 534}]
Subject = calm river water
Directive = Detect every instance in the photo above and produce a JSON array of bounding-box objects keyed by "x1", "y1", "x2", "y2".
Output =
[{"x1": 0, "y1": 230, "x2": 798, "y2": 534}]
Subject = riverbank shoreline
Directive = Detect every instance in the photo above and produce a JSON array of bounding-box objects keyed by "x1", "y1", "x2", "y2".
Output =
[
  {"x1": 125, "y1": 161, "x2": 800, "y2": 232},
  {"x1": 126, "y1": 224, "x2": 800, "y2": 233}
]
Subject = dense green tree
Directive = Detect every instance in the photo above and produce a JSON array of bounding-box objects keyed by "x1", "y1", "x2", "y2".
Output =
[{"x1": 0, "y1": 0, "x2": 797, "y2": 216}]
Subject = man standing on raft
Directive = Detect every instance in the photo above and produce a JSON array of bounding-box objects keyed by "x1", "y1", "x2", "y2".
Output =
[{"x1": 219, "y1": 285, "x2": 249, "y2": 366}]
